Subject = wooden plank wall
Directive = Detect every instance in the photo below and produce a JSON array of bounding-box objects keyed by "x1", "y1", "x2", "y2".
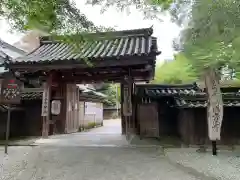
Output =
[
  {"x1": 79, "y1": 101, "x2": 85, "y2": 128},
  {"x1": 65, "y1": 84, "x2": 80, "y2": 133}
]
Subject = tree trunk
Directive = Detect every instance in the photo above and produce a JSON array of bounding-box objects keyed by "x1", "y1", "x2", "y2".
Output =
[{"x1": 204, "y1": 69, "x2": 224, "y2": 141}]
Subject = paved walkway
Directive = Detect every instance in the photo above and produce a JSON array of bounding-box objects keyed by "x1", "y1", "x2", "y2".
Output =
[
  {"x1": 0, "y1": 119, "x2": 206, "y2": 180},
  {"x1": 33, "y1": 119, "x2": 128, "y2": 147}
]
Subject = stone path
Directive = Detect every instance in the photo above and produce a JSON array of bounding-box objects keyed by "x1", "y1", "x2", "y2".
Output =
[
  {"x1": 0, "y1": 119, "x2": 206, "y2": 180},
  {"x1": 33, "y1": 119, "x2": 128, "y2": 147}
]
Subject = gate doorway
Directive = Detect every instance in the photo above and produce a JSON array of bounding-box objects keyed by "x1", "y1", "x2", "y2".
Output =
[{"x1": 7, "y1": 27, "x2": 160, "y2": 138}]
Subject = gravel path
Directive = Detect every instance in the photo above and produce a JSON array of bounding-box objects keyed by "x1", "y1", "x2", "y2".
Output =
[{"x1": 165, "y1": 148, "x2": 240, "y2": 180}]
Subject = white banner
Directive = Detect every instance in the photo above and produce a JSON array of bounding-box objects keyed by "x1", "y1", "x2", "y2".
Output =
[{"x1": 51, "y1": 100, "x2": 61, "y2": 115}]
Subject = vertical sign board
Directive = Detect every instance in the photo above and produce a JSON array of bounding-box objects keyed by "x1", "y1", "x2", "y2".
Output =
[
  {"x1": 123, "y1": 84, "x2": 132, "y2": 116},
  {"x1": 41, "y1": 83, "x2": 50, "y2": 117}
]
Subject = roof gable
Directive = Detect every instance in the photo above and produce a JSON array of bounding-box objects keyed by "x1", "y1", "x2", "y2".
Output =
[{"x1": 0, "y1": 39, "x2": 26, "y2": 58}]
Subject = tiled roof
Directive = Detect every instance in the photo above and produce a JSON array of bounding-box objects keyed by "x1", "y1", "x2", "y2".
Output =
[
  {"x1": 21, "y1": 91, "x2": 43, "y2": 100},
  {"x1": 0, "y1": 50, "x2": 7, "y2": 59},
  {"x1": 0, "y1": 50, "x2": 8, "y2": 63},
  {"x1": 0, "y1": 39, "x2": 26, "y2": 55},
  {"x1": 20, "y1": 88, "x2": 106, "y2": 100},
  {"x1": 136, "y1": 83, "x2": 240, "y2": 97},
  {"x1": 136, "y1": 83, "x2": 203, "y2": 97},
  {"x1": 12, "y1": 27, "x2": 159, "y2": 64},
  {"x1": 175, "y1": 99, "x2": 240, "y2": 108},
  {"x1": 136, "y1": 83, "x2": 240, "y2": 108}
]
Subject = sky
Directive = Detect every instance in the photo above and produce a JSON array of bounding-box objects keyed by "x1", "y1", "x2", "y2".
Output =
[{"x1": 0, "y1": 1, "x2": 181, "y2": 62}]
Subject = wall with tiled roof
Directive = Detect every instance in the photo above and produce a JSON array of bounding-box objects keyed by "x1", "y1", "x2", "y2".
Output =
[{"x1": 135, "y1": 83, "x2": 240, "y2": 108}]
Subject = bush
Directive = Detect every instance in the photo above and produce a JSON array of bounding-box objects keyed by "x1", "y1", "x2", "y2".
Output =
[
  {"x1": 86, "y1": 122, "x2": 96, "y2": 129},
  {"x1": 78, "y1": 122, "x2": 99, "y2": 131}
]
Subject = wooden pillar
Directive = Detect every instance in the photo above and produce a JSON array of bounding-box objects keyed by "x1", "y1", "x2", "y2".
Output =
[
  {"x1": 120, "y1": 83, "x2": 126, "y2": 135},
  {"x1": 41, "y1": 74, "x2": 52, "y2": 138},
  {"x1": 132, "y1": 97, "x2": 137, "y2": 134},
  {"x1": 122, "y1": 78, "x2": 133, "y2": 138},
  {"x1": 131, "y1": 83, "x2": 136, "y2": 134},
  {"x1": 61, "y1": 82, "x2": 67, "y2": 133}
]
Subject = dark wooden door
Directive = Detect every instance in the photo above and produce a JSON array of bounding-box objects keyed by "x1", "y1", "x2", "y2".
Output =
[{"x1": 138, "y1": 103, "x2": 159, "y2": 137}]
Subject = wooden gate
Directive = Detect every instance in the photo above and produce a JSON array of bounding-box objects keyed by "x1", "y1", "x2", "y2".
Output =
[{"x1": 138, "y1": 102, "x2": 159, "y2": 137}]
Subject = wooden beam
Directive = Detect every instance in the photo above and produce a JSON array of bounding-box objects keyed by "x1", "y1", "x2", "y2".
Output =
[
  {"x1": 61, "y1": 71, "x2": 152, "y2": 83},
  {"x1": 41, "y1": 72, "x2": 53, "y2": 138},
  {"x1": 9, "y1": 56, "x2": 154, "y2": 72}
]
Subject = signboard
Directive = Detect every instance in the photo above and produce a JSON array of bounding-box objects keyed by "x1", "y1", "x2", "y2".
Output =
[
  {"x1": 51, "y1": 100, "x2": 61, "y2": 115},
  {"x1": 41, "y1": 83, "x2": 50, "y2": 116},
  {"x1": 0, "y1": 77, "x2": 22, "y2": 104},
  {"x1": 123, "y1": 84, "x2": 132, "y2": 116},
  {"x1": 207, "y1": 102, "x2": 223, "y2": 141}
]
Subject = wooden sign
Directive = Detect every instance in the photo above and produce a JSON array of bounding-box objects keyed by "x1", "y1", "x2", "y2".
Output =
[
  {"x1": 41, "y1": 82, "x2": 50, "y2": 116},
  {"x1": 0, "y1": 77, "x2": 22, "y2": 104},
  {"x1": 123, "y1": 84, "x2": 132, "y2": 116}
]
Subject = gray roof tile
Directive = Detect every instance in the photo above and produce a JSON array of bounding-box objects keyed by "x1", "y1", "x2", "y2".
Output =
[
  {"x1": 0, "y1": 39, "x2": 26, "y2": 55},
  {"x1": 136, "y1": 83, "x2": 203, "y2": 97},
  {"x1": 136, "y1": 83, "x2": 240, "y2": 108},
  {"x1": 175, "y1": 99, "x2": 240, "y2": 108},
  {"x1": 13, "y1": 27, "x2": 159, "y2": 64},
  {"x1": 21, "y1": 88, "x2": 106, "y2": 100}
]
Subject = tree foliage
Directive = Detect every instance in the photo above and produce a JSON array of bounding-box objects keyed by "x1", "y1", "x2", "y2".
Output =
[
  {"x1": 152, "y1": 53, "x2": 198, "y2": 84},
  {"x1": 87, "y1": 0, "x2": 165, "y2": 21},
  {"x1": 0, "y1": 0, "x2": 115, "y2": 39},
  {"x1": 97, "y1": 83, "x2": 120, "y2": 106},
  {"x1": 88, "y1": 0, "x2": 240, "y2": 73},
  {"x1": 1, "y1": 0, "x2": 92, "y2": 33},
  {"x1": 0, "y1": 0, "x2": 117, "y2": 68},
  {"x1": 180, "y1": 0, "x2": 240, "y2": 74}
]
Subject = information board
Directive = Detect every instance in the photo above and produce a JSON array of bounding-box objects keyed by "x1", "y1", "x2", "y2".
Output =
[{"x1": 0, "y1": 77, "x2": 22, "y2": 104}]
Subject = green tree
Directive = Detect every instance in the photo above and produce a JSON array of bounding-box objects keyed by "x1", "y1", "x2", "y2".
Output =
[
  {"x1": 0, "y1": 0, "x2": 114, "y2": 40},
  {"x1": 155, "y1": 0, "x2": 240, "y2": 149},
  {"x1": 96, "y1": 83, "x2": 119, "y2": 106},
  {"x1": 90, "y1": 0, "x2": 240, "y2": 149},
  {"x1": 4, "y1": 0, "x2": 240, "y2": 148},
  {"x1": 153, "y1": 53, "x2": 198, "y2": 84},
  {"x1": 1, "y1": 1, "x2": 95, "y2": 33},
  {"x1": 180, "y1": 1, "x2": 240, "y2": 146}
]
